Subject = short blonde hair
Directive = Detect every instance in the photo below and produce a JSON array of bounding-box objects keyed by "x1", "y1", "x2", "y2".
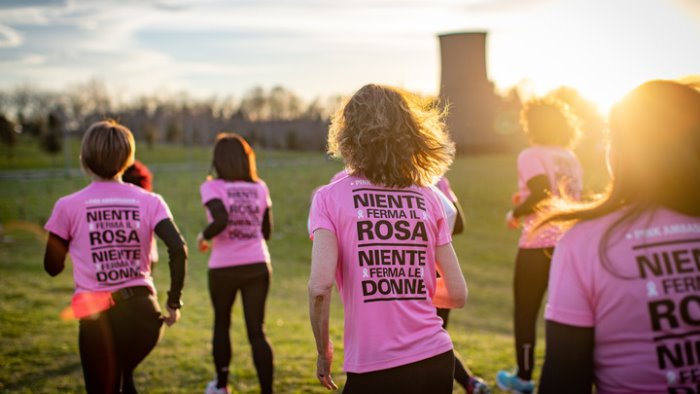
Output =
[
  {"x1": 81, "y1": 120, "x2": 135, "y2": 179},
  {"x1": 328, "y1": 84, "x2": 454, "y2": 188}
]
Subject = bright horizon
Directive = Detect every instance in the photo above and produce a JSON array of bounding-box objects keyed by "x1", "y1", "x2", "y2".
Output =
[{"x1": 1, "y1": 0, "x2": 699, "y2": 113}]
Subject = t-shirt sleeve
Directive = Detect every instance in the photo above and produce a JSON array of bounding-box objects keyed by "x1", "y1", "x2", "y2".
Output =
[
  {"x1": 431, "y1": 190, "x2": 452, "y2": 246},
  {"x1": 151, "y1": 194, "x2": 173, "y2": 228},
  {"x1": 261, "y1": 181, "x2": 272, "y2": 208},
  {"x1": 518, "y1": 149, "x2": 547, "y2": 182},
  {"x1": 44, "y1": 198, "x2": 71, "y2": 241},
  {"x1": 308, "y1": 187, "x2": 336, "y2": 239},
  {"x1": 200, "y1": 181, "x2": 219, "y2": 206},
  {"x1": 545, "y1": 237, "x2": 595, "y2": 327},
  {"x1": 437, "y1": 177, "x2": 458, "y2": 202}
]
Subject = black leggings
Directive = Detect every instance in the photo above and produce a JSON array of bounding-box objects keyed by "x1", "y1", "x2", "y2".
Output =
[
  {"x1": 513, "y1": 247, "x2": 553, "y2": 381},
  {"x1": 436, "y1": 308, "x2": 473, "y2": 389},
  {"x1": 343, "y1": 350, "x2": 454, "y2": 394},
  {"x1": 79, "y1": 293, "x2": 163, "y2": 394},
  {"x1": 209, "y1": 263, "x2": 274, "y2": 394}
]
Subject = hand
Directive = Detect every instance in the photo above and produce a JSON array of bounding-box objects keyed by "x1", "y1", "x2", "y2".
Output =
[
  {"x1": 432, "y1": 278, "x2": 451, "y2": 309},
  {"x1": 506, "y1": 210, "x2": 519, "y2": 229},
  {"x1": 316, "y1": 345, "x2": 337, "y2": 390},
  {"x1": 163, "y1": 305, "x2": 181, "y2": 327},
  {"x1": 511, "y1": 192, "x2": 522, "y2": 206},
  {"x1": 196, "y1": 232, "x2": 210, "y2": 253}
]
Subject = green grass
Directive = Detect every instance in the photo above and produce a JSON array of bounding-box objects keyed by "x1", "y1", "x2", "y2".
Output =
[
  {"x1": 0, "y1": 135, "x2": 324, "y2": 171},
  {"x1": 0, "y1": 145, "x2": 554, "y2": 393}
]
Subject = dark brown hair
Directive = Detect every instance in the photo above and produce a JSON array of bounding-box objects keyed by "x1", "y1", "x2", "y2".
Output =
[
  {"x1": 211, "y1": 133, "x2": 258, "y2": 182},
  {"x1": 80, "y1": 120, "x2": 135, "y2": 179},
  {"x1": 521, "y1": 98, "x2": 580, "y2": 148},
  {"x1": 328, "y1": 84, "x2": 454, "y2": 188},
  {"x1": 538, "y1": 80, "x2": 700, "y2": 275}
]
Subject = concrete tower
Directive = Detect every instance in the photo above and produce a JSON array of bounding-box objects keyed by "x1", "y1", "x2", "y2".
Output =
[{"x1": 438, "y1": 32, "x2": 499, "y2": 152}]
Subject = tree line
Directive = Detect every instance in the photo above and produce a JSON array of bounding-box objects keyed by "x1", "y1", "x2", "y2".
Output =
[{"x1": 0, "y1": 79, "x2": 604, "y2": 166}]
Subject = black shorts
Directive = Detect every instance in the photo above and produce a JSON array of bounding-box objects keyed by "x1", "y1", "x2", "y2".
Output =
[{"x1": 343, "y1": 350, "x2": 454, "y2": 394}]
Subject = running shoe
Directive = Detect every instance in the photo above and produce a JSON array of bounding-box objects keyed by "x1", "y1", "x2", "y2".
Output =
[
  {"x1": 496, "y1": 370, "x2": 534, "y2": 394},
  {"x1": 468, "y1": 376, "x2": 492, "y2": 394},
  {"x1": 205, "y1": 380, "x2": 230, "y2": 394}
]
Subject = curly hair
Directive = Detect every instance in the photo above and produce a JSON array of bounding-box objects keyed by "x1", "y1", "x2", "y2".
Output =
[
  {"x1": 520, "y1": 98, "x2": 580, "y2": 148},
  {"x1": 328, "y1": 84, "x2": 455, "y2": 188}
]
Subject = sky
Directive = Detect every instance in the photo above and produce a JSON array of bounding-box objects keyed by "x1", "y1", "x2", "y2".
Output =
[{"x1": 0, "y1": 0, "x2": 698, "y2": 112}]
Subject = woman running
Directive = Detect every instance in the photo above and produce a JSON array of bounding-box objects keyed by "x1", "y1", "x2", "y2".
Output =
[
  {"x1": 539, "y1": 80, "x2": 700, "y2": 393},
  {"x1": 497, "y1": 99, "x2": 583, "y2": 393},
  {"x1": 308, "y1": 84, "x2": 468, "y2": 393},
  {"x1": 197, "y1": 133, "x2": 274, "y2": 394},
  {"x1": 43, "y1": 120, "x2": 187, "y2": 394}
]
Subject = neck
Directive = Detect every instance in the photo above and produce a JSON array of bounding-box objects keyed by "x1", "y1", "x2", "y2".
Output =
[{"x1": 92, "y1": 176, "x2": 122, "y2": 183}]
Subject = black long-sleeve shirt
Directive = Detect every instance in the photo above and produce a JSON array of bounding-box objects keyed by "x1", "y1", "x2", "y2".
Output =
[
  {"x1": 43, "y1": 218, "x2": 187, "y2": 308},
  {"x1": 539, "y1": 320, "x2": 594, "y2": 394},
  {"x1": 512, "y1": 174, "x2": 551, "y2": 218}
]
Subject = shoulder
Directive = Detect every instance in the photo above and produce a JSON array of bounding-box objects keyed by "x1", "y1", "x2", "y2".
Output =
[
  {"x1": 517, "y1": 147, "x2": 542, "y2": 163},
  {"x1": 200, "y1": 178, "x2": 220, "y2": 192},
  {"x1": 53, "y1": 186, "x2": 89, "y2": 209},
  {"x1": 330, "y1": 170, "x2": 348, "y2": 183},
  {"x1": 131, "y1": 186, "x2": 168, "y2": 207},
  {"x1": 559, "y1": 210, "x2": 627, "y2": 250},
  {"x1": 255, "y1": 178, "x2": 269, "y2": 191}
]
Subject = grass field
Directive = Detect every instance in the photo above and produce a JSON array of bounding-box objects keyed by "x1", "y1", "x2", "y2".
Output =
[{"x1": 0, "y1": 143, "x2": 575, "y2": 393}]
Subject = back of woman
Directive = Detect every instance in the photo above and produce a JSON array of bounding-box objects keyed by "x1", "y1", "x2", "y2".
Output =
[
  {"x1": 539, "y1": 80, "x2": 700, "y2": 394},
  {"x1": 310, "y1": 174, "x2": 453, "y2": 371},
  {"x1": 548, "y1": 207, "x2": 700, "y2": 393},
  {"x1": 307, "y1": 84, "x2": 467, "y2": 394},
  {"x1": 197, "y1": 134, "x2": 274, "y2": 394},
  {"x1": 200, "y1": 178, "x2": 271, "y2": 268}
]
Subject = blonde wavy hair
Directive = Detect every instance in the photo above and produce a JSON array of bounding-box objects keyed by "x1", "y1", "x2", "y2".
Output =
[{"x1": 328, "y1": 84, "x2": 455, "y2": 188}]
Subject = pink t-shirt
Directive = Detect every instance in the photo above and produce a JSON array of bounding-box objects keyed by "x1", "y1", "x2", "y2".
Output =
[
  {"x1": 200, "y1": 179, "x2": 271, "y2": 269},
  {"x1": 435, "y1": 177, "x2": 458, "y2": 203},
  {"x1": 546, "y1": 208, "x2": 700, "y2": 393},
  {"x1": 308, "y1": 175, "x2": 454, "y2": 373},
  {"x1": 516, "y1": 146, "x2": 582, "y2": 248},
  {"x1": 44, "y1": 181, "x2": 172, "y2": 295},
  {"x1": 332, "y1": 170, "x2": 458, "y2": 204}
]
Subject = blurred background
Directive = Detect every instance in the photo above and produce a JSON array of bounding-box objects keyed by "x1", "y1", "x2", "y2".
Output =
[{"x1": 0, "y1": 1, "x2": 699, "y2": 392}]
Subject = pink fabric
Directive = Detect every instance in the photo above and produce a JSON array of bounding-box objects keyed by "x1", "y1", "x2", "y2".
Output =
[
  {"x1": 308, "y1": 175, "x2": 453, "y2": 373},
  {"x1": 330, "y1": 170, "x2": 347, "y2": 184},
  {"x1": 435, "y1": 177, "x2": 458, "y2": 203},
  {"x1": 516, "y1": 146, "x2": 582, "y2": 248},
  {"x1": 44, "y1": 181, "x2": 172, "y2": 295},
  {"x1": 200, "y1": 179, "x2": 271, "y2": 268},
  {"x1": 546, "y1": 208, "x2": 700, "y2": 393}
]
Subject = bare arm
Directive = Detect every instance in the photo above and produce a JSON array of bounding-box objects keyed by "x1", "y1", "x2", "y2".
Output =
[
  {"x1": 432, "y1": 243, "x2": 468, "y2": 309},
  {"x1": 308, "y1": 229, "x2": 339, "y2": 390},
  {"x1": 44, "y1": 232, "x2": 68, "y2": 277}
]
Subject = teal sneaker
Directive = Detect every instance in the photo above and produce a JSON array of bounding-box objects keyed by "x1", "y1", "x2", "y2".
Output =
[{"x1": 496, "y1": 370, "x2": 534, "y2": 394}]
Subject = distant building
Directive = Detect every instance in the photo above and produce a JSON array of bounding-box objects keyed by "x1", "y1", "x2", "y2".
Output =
[{"x1": 438, "y1": 32, "x2": 501, "y2": 153}]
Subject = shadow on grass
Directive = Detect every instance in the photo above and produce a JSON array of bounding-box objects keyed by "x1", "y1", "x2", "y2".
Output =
[{"x1": 3, "y1": 360, "x2": 83, "y2": 391}]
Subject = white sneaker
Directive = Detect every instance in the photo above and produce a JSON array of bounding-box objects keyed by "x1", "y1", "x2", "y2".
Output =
[{"x1": 205, "y1": 380, "x2": 230, "y2": 394}]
